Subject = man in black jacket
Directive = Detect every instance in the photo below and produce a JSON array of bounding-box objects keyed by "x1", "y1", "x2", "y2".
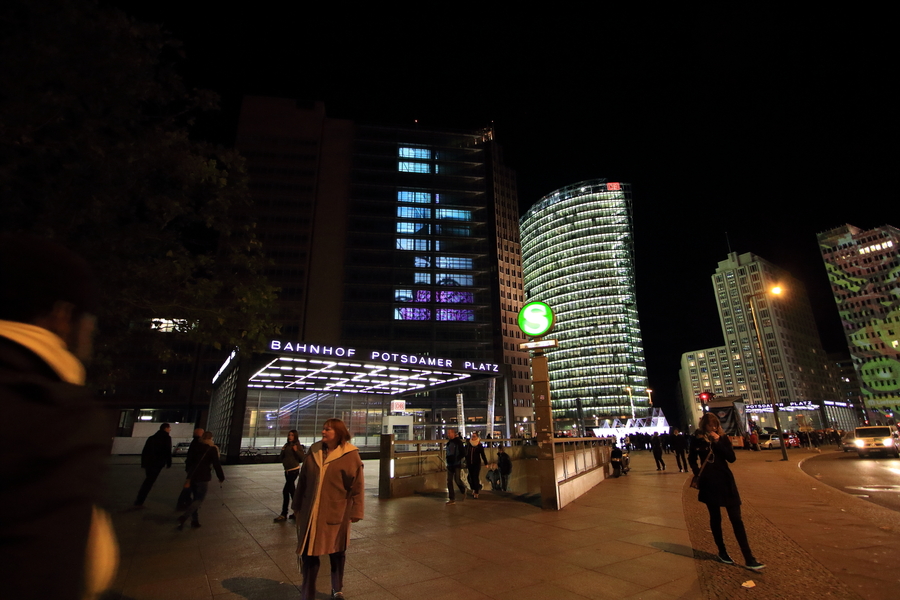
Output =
[
  {"x1": 178, "y1": 431, "x2": 225, "y2": 528},
  {"x1": 445, "y1": 428, "x2": 467, "y2": 505},
  {"x1": 134, "y1": 422, "x2": 173, "y2": 506},
  {"x1": 0, "y1": 235, "x2": 117, "y2": 600},
  {"x1": 496, "y1": 446, "x2": 513, "y2": 491},
  {"x1": 176, "y1": 427, "x2": 204, "y2": 509}
]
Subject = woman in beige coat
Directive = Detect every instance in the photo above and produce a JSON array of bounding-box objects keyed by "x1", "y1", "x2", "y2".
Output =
[{"x1": 294, "y1": 418, "x2": 364, "y2": 600}]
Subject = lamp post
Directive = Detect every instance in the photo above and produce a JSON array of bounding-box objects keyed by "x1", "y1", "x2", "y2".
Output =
[
  {"x1": 647, "y1": 388, "x2": 653, "y2": 408},
  {"x1": 746, "y1": 286, "x2": 789, "y2": 462}
]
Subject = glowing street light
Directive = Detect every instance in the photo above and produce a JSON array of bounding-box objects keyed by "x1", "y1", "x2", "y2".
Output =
[{"x1": 746, "y1": 285, "x2": 788, "y2": 461}]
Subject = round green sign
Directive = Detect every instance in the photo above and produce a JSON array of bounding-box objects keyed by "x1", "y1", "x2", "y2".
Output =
[{"x1": 518, "y1": 301, "x2": 554, "y2": 337}]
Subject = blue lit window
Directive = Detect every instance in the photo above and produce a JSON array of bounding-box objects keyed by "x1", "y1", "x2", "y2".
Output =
[
  {"x1": 394, "y1": 289, "x2": 413, "y2": 302},
  {"x1": 436, "y1": 273, "x2": 473, "y2": 286},
  {"x1": 396, "y1": 238, "x2": 429, "y2": 251},
  {"x1": 436, "y1": 209, "x2": 471, "y2": 221},
  {"x1": 399, "y1": 147, "x2": 431, "y2": 159},
  {"x1": 435, "y1": 256, "x2": 472, "y2": 269},
  {"x1": 398, "y1": 191, "x2": 432, "y2": 203},
  {"x1": 397, "y1": 222, "x2": 430, "y2": 234},
  {"x1": 414, "y1": 256, "x2": 431, "y2": 268},
  {"x1": 399, "y1": 162, "x2": 430, "y2": 173},
  {"x1": 414, "y1": 272, "x2": 431, "y2": 284},
  {"x1": 398, "y1": 207, "x2": 431, "y2": 219},
  {"x1": 435, "y1": 224, "x2": 471, "y2": 236}
]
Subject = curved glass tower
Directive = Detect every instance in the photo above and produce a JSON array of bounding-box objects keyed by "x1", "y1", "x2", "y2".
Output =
[{"x1": 520, "y1": 179, "x2": 650, "y2": 425}]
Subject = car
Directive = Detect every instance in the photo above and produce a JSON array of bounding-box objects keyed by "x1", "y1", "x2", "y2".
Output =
[
  {"x1": 172, "y1": 442, "x2": 191, "y2": 457},
  {"x1": 853, "y1": 426, "x2": 900, "y2": 458},
  {"x1": 841, "y1": 435, "x2": 857, "y2": 453},
  {"x1": 783, "y1": 434, "x2": 800, "y2": 448},
  {"x1": 760, "y1": 435, "x2": 782, "y2": 449}
]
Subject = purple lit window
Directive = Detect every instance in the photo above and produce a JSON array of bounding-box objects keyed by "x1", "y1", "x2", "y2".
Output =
[
  {"x1": 436, "y1": 309, "x2": 474, "y2": 321},
  {"x1": 437, "y1": 290, "x2": 474, "y2": 303},
  {"x1": 395, "y1": 308, "x2": 431, "y2": 320},
  {"x1": 415, "y1": 290, "x2": 432, "y2": 302}
]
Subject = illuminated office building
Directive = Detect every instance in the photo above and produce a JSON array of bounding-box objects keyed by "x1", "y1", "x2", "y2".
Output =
[
  {"x1": 818, "y1": 224, "x2": 900, "y2": 422},
  {"x1": 204, "y1": 98, "x2": 533, "y2": 457},
  {"x1": 519, "y1": 179, "x2": 650, "y2": 426}
]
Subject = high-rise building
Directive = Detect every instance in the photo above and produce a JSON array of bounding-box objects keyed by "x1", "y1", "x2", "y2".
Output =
[
  {"x1": 817, "y1": 224, "x2": 900, "y2": 422},
  {"x1": 215, "y1": 97, "x2": 532, "y2": 447},
  {"x1": 680, "y1": 252, "x2": 842, "y2": 431},
  {"x1": 519, "y1": 179, "x2": 650, "y2": 427}
]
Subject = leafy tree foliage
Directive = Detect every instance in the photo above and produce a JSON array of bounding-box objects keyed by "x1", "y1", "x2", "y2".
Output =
[{"x1": 0, "y1": 0, "x2": 277, "y2": 387}]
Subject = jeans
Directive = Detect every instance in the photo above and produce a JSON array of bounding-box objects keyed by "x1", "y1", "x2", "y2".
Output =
[
  {"x1": 706, "y1": 503, "x2": 754, "y2": 561},
  {"x1": 282, "y1": 469, "x2": 299, "y2": 516},
  {"x1": 179, "y1": 481, "x2": 209, "y2": 524},
  {"x1": 447, "y1": 466, "x2": 465, "y2": 500}
]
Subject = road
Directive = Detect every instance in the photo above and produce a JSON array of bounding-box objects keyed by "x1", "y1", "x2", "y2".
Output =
[{"x1": 801, "y1": 449, "x2": 900, "y2": 512}]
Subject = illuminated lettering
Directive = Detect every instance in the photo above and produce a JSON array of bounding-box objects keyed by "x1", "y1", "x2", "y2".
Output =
[
  {"x1": 371, "y1": 351, "x2": 379, "y2": 360},
  {"x1": 464, "y1": 361, "x2": 473, "y2": 369},
  {"x1": 323, "y1": 347, "x2": 333, "y2": 355},
  {"x1": 284, "y1": 342, "x2": 294, "y2": 351},
  {"x1": 309, "y1": 345, "x2": 320, "y2": 354},
  {"x1": 518, "y1": 302, "x2": 554, "y2": 337},
  {"x1": 270, "y1": 341, "x2": 281, "y2": 350}
]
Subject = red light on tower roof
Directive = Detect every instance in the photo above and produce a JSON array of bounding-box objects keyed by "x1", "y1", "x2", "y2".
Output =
[{"x1": 607, "y1": 182, "x2": 621, "y2": 191}]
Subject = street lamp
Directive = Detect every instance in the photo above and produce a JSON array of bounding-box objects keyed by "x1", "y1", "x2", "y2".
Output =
[
  {"x1": 647, "y1": 388, "x2": 653, "y2": 407},
  {"x1": 746, "y1": 286, "x2": 789, "y2": 461}
]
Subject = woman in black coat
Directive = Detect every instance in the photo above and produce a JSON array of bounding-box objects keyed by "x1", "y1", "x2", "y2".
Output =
[
  {"x1": 688, "y1": 413, "x2": 764, "y2": 570},
  {"x1": 464, "y1": 432, "x2": 488, "y2": 498}
]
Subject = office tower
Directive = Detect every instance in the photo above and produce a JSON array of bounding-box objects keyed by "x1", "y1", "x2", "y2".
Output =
[
  {"x1": 231, "y1": 98, "x2": 532, "y2": 438},
  {"x1": 817, "y1": 224, "x2": 900, "y2": 421},
  {"x1": 519, "y1": 179, "x2": 650, "y2": 427},
  {"x1": 680, "y1": 252, "x2": 842, "y2": 431}
]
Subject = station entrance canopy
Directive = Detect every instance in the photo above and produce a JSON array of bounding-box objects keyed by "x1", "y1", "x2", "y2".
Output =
[{"x1": 233, "y1": 340, "x2": 503, "y2": 396}]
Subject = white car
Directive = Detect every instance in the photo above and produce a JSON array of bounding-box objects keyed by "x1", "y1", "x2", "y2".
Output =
[{"x1": 853, "y1": 426, "x2": 900, "y2": 459}]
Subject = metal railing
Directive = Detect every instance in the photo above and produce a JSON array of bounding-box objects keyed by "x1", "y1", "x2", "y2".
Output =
[{"x1": 553, "y1": 437, "x2": 614, "y2": 482}]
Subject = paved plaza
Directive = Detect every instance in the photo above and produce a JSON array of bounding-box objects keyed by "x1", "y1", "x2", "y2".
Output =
[{"x1": 97, "y1": 448, "x2": 899, "y2": 600}]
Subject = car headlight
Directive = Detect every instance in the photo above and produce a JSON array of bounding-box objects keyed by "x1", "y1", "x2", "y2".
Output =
[
  {"x1": 854, "y1": 439, "x2": 865, "y2": 448},
  {"x1": 883, "y1": 438, "x2": 894, "y2": 447}
]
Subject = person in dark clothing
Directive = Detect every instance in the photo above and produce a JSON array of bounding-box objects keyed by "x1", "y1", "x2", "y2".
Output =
[
  {"x1": 464, "y1": 432, "x2": 488, "y2": 498},
  {"x1": 176, "y1": 427, "x2": 204, "y2": 510},
  {"x1": 496, "y1": 446, "x2": 513, "y2": 491},
  {"x1": 178, "y1": 431, "x2": 225, "y2": 529},
  {"x1": 445, "y1": 428, "x2": 467, "y2": 504},
  {"x1": 689, "y1": 413, "x2": 765, "y2": 570},
  {"x1": 650, "y1": 432, "x2": 666, "y2": 470},
  {"x1": 610, "y1": 444, "x2": 626, "y2": 477},
  {"x1": 671, "y1": 428, "x2": 689, "y2": 472},
  {"x1": 274, "y1": 429, "x2": 305, "y2": 522},
  {"x1": 0, "y1": 234, "x2": 117, "y2": 600},
  {"x1": 134, "y1": 422, "x2": 173, "y2": 506}
]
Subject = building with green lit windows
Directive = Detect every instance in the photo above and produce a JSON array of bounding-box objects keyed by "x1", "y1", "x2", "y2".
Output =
[{"x1": 519, "y1": 179, "x2": 650, "y2": 428}]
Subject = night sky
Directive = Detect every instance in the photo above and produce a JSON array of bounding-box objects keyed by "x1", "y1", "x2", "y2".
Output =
[{"x1": 109, "y1": 4, "x2": 893, "y2": 417}]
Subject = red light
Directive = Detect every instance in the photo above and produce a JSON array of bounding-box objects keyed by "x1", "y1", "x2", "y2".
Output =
[
  {"x1": 607, "y1": 182, "x2": 621, "y2": 191},
  {"x1": 699, "y1": 392, "x2": 710, "y2": 403}
]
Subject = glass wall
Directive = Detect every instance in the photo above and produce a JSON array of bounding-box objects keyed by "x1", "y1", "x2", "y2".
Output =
[{"x1": 241, "y1": 390, "x2": 386, "y2": 451}]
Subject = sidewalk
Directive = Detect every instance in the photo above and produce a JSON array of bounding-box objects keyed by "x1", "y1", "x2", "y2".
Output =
[{"x1": 97, "y1": 448, "x2": 897, "y2": 600}]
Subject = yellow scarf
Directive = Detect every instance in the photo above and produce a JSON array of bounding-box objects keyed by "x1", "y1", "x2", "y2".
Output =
[{"x1": 0, "y1": 320, "x2": 85, "y2": 384}]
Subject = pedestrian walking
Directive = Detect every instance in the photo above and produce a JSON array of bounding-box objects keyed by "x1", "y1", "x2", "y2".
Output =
[
  {"x1": 445, "y1": 428, "x2": 466, "y2": 504},
  {"x1": 274, "y1": 429, "x2": 305, "y2": 522},
  {"x1": 650, "y1": 432, "x2": 666, "y2": 470},
  {"x1": 177, "y1": 431, "x2": 225, "y2": 529},
  {"x1": 671, "y1": 428, "x2": 689, "y2": 472},
  {"x1": 465, "y1": 431, "x2": 488, "y2": 498},
  {"x1": 294, "y1": 419, "x2": 364, "y2": 600},
  {"x1": 497, "y1": 445, "x2": 513, "y2": 491},
  {"x1": 176, "y1": 427, "x2": 204, "y2": 510},
  {"x1": 689, "y1": 413, "x2": 765, "y2": 570},
  {"x1": 134, "y1": 423, "x2": 172, "y2": 507}
]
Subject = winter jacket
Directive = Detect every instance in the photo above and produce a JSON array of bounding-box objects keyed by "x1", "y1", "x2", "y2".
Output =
[
  {"x1": 497, "y1": 451, "x2": 513, "y2": 475},
  {"x1": 185, "y1": 441, "x2": 224, "y2": 483},
  {"x1": 141, "y1": 429, "x2": 172, "y2": 469},
  {"x1": 0, "y1": 333, "x2": 114, "y2": 600},
  {"x1": 445, "y1": 436, "x2": 465, "y2": 468},
  {"x1": 688, "y1": 431, "x2": 741, "y2": 507},
  {"x1": 464, "y1": 439, "x2": 488, "y2": 469},
  {"x1": 293, "y1": 441, "x2": 364, "y2": 556},
  {"x1": 280, "y1": 440, "x2": 305, "y2": 471}
]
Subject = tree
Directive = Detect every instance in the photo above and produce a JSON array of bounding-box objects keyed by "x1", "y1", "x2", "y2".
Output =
[{"x1": 0, "y1": 0, "x2": 278, "y2": 388}]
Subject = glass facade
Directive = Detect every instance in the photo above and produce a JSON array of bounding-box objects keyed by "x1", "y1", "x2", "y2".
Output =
[{"x1": 520, "y1": 180, "x2": 650, "y2": 422}]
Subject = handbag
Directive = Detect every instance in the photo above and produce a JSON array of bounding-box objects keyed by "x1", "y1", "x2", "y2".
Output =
[{"x1": 689, "y1": 446, "x2": 714, "y2": 489}]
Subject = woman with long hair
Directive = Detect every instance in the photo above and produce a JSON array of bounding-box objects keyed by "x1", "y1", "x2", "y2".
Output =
[
  {"x1": 688, "y1": 412, "x2": 765, "y2": 570},
  {"x1": 294, "y1": 419, "x2": 364, "y2": 600},
  {"x1": 274, "y1": 430, "x2": 304, "y2": 522}
]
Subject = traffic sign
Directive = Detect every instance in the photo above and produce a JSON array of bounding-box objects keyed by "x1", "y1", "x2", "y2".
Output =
[{"x1": 518, "y1": 301, "x2": 554, "y2": 337}]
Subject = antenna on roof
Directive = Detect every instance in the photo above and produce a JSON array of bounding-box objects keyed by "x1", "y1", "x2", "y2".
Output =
[{"x1": 725, "y1": 231, "x2": 732, "y2": 254}]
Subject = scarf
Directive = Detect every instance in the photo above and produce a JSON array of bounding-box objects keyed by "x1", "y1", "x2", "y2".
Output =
[{"x1": 0, "y1": 320, "x2": 85, "y2": 384}]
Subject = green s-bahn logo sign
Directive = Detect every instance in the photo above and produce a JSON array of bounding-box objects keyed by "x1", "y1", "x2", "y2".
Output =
[{"x1": 518, "y1": 301, "x2": 554, "y2": 337}]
